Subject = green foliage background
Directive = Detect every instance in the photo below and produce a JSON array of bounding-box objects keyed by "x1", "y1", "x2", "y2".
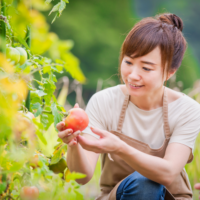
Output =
[{"x1": 44, "y1": 0, "x2": 200, "y2": 103}]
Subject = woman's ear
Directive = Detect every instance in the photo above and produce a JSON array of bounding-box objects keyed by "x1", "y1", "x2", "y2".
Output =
[{"x1": 167, "y1": 69, "x2": 177, "y2": 80}]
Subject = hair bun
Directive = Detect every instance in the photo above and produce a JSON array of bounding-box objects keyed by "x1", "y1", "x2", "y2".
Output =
[{"x1": 158, "y1": 13, "x2": 183, "y2": 32}]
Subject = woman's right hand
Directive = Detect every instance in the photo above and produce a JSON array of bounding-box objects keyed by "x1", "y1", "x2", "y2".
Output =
[{"x1": 56, "y1": 103, "x2": 80, "y2": 147}]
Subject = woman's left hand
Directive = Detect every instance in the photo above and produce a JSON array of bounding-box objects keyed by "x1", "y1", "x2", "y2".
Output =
[{"x1": 77, "y1": 127, "x2": 124, "y2": 154}]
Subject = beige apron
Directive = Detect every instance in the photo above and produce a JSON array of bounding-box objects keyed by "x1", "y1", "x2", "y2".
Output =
[{"x1": 96, "y1": 87, "x2": 193, "y2": 200}]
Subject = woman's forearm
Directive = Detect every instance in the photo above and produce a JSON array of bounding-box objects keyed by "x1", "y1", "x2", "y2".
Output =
[
  {"x1": 115, "y1": 142, "x2": 173, "y2": 186},
  {"x1": 67, "y1": 143, "x2": 93, "y2": 185}
]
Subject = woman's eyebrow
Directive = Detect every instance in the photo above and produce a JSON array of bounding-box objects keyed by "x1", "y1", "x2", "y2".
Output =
[{"x1": 140, "y1": 60, "x2": 157, "y2": 66}]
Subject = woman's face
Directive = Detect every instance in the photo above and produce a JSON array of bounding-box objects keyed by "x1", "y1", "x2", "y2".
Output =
[{"x1": 121, "y1": 46, "x2": 168, "y2": 97}]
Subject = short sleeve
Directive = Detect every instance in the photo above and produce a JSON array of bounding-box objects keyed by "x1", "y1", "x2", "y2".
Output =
[
  {"x1": 82, "y1": 93, "x2": 107, "y2": 139},
  {"x1": 169, "y1": 99, "x2": 200, "y2": 151}
]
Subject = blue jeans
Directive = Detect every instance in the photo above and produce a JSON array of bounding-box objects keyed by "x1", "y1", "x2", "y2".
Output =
[{"x1": 116, "y1": 171, "x2": 166, "y2": 200}]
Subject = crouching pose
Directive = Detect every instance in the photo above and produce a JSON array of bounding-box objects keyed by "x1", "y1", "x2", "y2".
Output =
[{"x1": 57, "y1": 13, "x2": 200, "y2": 200}]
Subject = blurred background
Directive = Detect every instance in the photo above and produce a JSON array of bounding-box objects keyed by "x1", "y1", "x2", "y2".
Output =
[
  {"x1": 41, "y1": 0, "x2": 200, "y2": 199},
  {"x1": 42, "y1": 0, "x2": 200, "y2": 107}
]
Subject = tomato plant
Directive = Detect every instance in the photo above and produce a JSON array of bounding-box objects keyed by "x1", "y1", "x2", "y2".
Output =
[{"x1": 0, "y1": 0, "x2": 87, "y2": 199}]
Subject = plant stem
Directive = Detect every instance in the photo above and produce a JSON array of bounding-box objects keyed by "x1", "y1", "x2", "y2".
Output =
[
  {"x1": 0, "y1": 0, "x2": 6, "y2": 54},
  {"x1": 25, "y1": 90, "x2": 30, "y2": 111},
  {"x1": 25, "y1": 26, "x2": 31, "y2": 111},
  {"x1": 25, "y1": 26, "x2": 31, "y2": 50},
  {"x1": 2, "y1": 194, "x2": 14, "y2": 200},
  {"x1": 42, "y1": 110, "x2": 68, "y2": 116}
]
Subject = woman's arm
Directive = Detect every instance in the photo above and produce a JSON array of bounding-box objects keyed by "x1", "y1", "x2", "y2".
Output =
[
  {"x1": 77, "y1": 127, "x2": 191, "y2": 187},
  {"x1": 115, "y1": 142, "x2": 191, "y2": 187},
  {"x1": 67, "y1": 133, "x2": 100, "y2": 185}
]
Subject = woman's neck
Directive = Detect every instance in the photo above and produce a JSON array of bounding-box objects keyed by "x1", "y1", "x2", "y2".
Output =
[{"x1": 129, "y1": 86, "x2": 165, "y2": 111}]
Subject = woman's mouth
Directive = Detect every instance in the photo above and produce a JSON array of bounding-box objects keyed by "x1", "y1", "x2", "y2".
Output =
[{"x1": 128, "y1": 83, "x2": 144, "y2": 89}]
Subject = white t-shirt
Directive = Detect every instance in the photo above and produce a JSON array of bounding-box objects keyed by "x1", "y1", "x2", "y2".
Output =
[{"x1": 82, "y1": 85, "x2": 200, "y2": 151}]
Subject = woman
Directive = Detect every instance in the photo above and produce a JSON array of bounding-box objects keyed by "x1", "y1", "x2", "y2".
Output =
[{"x1": 56, "y1": 13, "x2": 200, "y2": 200}]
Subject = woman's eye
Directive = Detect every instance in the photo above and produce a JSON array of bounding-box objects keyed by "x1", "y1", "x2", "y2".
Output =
[
  {"x1": 125, "y1": 61, "x2": 132, "y2": 65},
  {"x1": 143, "y1": 67, "x2": 151, "y2": 71}
]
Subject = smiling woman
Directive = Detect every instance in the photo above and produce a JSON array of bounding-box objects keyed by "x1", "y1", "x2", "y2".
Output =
[{"x1": 56, "y1": 13, "x2": 200, "y2": 200}]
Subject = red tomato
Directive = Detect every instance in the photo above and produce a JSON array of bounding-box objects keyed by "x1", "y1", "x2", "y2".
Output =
[
  {"x1": 64, "y1": 108, "x2": 89, "y2": 132},
  {"x1": 20, "y1": 186, "x2": 39, "y2": 200}
]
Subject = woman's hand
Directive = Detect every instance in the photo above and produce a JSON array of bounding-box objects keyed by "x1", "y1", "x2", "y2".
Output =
[
  {"x1": 77, "y1": 127, "x2": 124, "y2": 154},
  {"x1": 194, "y1": 183, "x2": 200, "y2": 199},
  {"x1": 56, "y1": 103, "x2": 80, "y2": 147}
]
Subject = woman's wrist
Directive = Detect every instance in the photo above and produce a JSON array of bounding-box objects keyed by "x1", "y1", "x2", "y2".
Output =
[{"x1": 114, "y1": 140, "x2": 129, "y2": 156}]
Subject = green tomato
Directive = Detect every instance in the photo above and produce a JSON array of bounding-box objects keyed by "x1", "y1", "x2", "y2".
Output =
[
  {"x1": 49, "y1": 158, "x2": 68, "y2": 175},
  {"x1": 6, "y1": 47, "x2": 20, "y2": 64},
  {"x1": 16, "y1": 47, "x2": 28, "y2": 65}
]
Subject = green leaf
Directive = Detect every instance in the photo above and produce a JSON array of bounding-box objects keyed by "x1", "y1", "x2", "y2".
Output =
[
  {"x1": 40, "y1": 113, "x2": 54, "y2": 130},
  {"x1": 35, "y1": 90, "x2": 47, "y2": 97},
  {"x1": 30, "y1": 91, "x2": 42, "y2": 106},
  {"x1": 18, "y1": 61, "x2": 32, "y2": 71},
  {"x1": 9, "y1": 162, "x2": 24, "y2": 172},
  {"x1": 42, "y1": 78, "x2": 56, "y2": 105},
  {"x1": 51, "y1": 102, "x2": 63, "y2": 128},
  {"x1": 74, "y1": 190, "x2": 84, "y2": 200},
  {"x1": 57, "y1": 138, "x2": 63, "y2": 142},
  {"x1": 63, "y1": 0, "x2": 69, "y2": 3},
  {"x1": 66, "y1": 172, "x2": 86, "y2": 180},
  {"x1": 45, "y1": 0, "x2": 53, "y2": 3},
  {"x1": 43, "y1": 65, "x2": 51, "y2": 74},
  {"x1": 51, "y1": 12, "x2": 59, "y2": 24},
  {"x1": 50, "y1": 144, "x2": 67, "y2": 165},
  {"x1": 0, "y1": 182, "x2": 7, "y2": 195},
  {"x1": 59, "y1": 1, "x2": 66, "y2": 16},
  {"x1": 35, "y1": 128, "x2": 47, "y2": 145},
  {"x1": 55, "y1": 64, "x2": 63, "y2": 72},
  {"x1": 41, "y1": 57, "x2": 52, "y2": 64},
  {"x1": 49, "y1": 3, "x2": 61, "y2": 16},
  {"x1": 13, "y1": 31, "x2": 30, "y2": 50},
  {"x1": 32, "y1": 102, "x2": 43, "y2": 117},
  {"x1": 62, "y1": 52, "x2": 86, "y2": 83}
]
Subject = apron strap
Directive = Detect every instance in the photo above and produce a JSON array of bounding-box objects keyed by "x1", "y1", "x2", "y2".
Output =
[
  {"x1": 117, "y1": 91, "x2": 130, "y2": 132},
  {"x1": 163, "y1": 87, "x2": 171, "y2": 139},
  {"x1": 117, "y1": 86, "x2": 171, "y2": 139}
]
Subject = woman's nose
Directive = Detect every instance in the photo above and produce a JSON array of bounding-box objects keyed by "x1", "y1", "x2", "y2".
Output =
[{"x1": 128, "y1": 68, "x2": 141, "y2": 81}]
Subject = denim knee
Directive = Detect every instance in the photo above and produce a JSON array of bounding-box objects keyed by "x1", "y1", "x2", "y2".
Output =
[{"x1": 116, "y1": 171, "x2": 166, "y2": 200}]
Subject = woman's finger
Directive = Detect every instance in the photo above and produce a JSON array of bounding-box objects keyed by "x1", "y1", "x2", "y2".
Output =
[
  {"x1": 90, "y1": 127, "x2": 106, "y2": 138},
  {"x1": 60, "y1": 130, "x2": 81, "y2": 144},
  {"x1": 56, "y1": 121, "x2": 65, "y2": 131},
  {"x1": 68, "y1": 138, "x2": 77, "y2": 147},
  {"x1": 58, "y1": 129, "x2": 73, "y2": 139},
  {"x1": 77, "y1": 135, "x2": 100, "y2": 151}
]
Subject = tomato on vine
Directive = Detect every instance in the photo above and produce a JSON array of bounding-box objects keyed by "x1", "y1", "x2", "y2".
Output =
[
  {"x1": 16, "y1": 47, "x2": 28, "y2": 65},
  {"x1": 49, "y1": 157, "x2": 67, "y2": 175},
  {"x1": 6, "y1": 46, "x2": 20, "y2": 64},
  {"x1": 20, "y1": 186, "x2": 39, "y2": 200},
  {"x1": 64, "y1": 108, "x2": 89, "y2": 132}
]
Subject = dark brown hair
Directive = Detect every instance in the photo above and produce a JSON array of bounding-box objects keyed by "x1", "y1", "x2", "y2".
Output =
[{"x1": 119, "y1": 13, "x2": 187, "y2": 83}]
